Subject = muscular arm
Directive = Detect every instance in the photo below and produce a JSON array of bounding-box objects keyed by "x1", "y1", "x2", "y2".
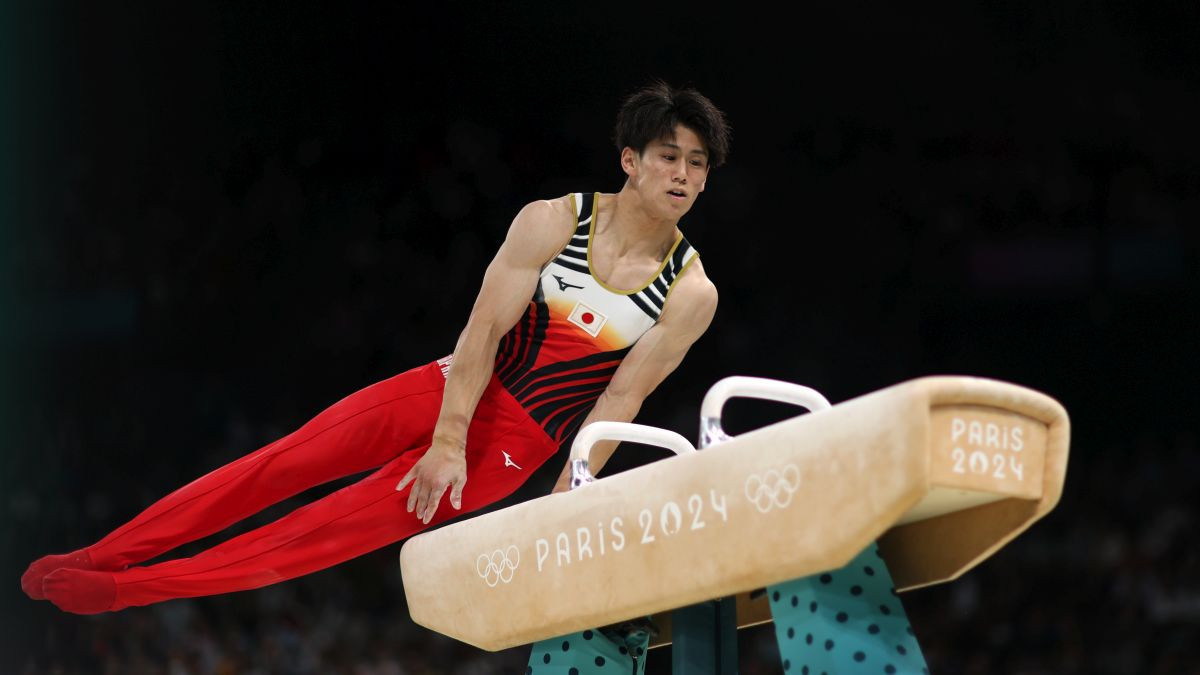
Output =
[
  {"x1": 551, "y1": 260, "x2": 718, "y2": 492},
  {"x1": 398, "y1": 197, "x2": 574, "y2": 522}
]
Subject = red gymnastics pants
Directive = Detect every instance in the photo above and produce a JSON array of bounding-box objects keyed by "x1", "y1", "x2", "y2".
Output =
[{"x1": 64, "y1": 359, "x2": 559, "y2": 612}]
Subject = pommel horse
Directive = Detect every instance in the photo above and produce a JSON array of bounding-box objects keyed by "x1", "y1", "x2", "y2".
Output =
[{"x1": 400, "y1": 376, "x2": 1070, "y2": 673}]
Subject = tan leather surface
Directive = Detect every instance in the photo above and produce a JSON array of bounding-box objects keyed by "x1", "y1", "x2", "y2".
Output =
[{"x1": 399, "y1": 376, "x2": 1069, "y2": 651}]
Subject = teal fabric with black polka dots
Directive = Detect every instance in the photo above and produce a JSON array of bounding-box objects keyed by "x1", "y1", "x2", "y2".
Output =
[
  {"x1": 768, "y1": 542, "x2": 929, "y2": 674},
  {"x1": 526, "y1": 626, "x2": 649, "y2": 674}
]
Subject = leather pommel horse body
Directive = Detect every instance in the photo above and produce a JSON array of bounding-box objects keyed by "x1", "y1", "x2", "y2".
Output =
[{"x1": 399, "y1": 376, "x2": 1070, "y2": 652}]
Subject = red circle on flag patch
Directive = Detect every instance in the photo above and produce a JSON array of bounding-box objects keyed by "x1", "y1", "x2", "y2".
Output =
[{"x1": 581, "y1": 312, "x2": 594, "y2": 324}]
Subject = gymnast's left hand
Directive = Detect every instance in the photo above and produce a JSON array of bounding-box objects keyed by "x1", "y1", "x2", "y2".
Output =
[{"x1": 395, "y1": 440, "x2": 467, "y2": 524}]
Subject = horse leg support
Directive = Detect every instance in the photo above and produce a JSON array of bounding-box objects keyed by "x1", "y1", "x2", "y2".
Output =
[{"x1": 768, "y1": 543, "x2": 930, "y2": 674}]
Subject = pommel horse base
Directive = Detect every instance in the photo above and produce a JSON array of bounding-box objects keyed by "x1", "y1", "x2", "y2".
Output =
[{"x1": 399, "y1": 375, "x2": 1069, "y2": 671}]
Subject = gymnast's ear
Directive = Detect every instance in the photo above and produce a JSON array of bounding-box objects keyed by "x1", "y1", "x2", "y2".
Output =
[{"x1": 620, "y1": 146, "x2": 640, "y2": 177}]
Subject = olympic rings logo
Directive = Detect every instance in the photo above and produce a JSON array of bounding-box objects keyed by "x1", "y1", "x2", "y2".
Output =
[
  {"x1": 744, "y1": 465, "x2": 801, "y2": 513},
  {"x1": 476, "y1": 545, "x2": 520, "y2": 587}
]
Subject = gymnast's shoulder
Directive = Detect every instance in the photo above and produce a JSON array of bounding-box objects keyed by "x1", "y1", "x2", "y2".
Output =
[
  {"x1": 502, "y1": 196, "x2": 576, "y2": 251},
  {"x1": 662, "y1": 255, "x2": 717, "y2": 329},
  {"x1": 513, "y1": 194, "x2": 575, "y2": 225}
]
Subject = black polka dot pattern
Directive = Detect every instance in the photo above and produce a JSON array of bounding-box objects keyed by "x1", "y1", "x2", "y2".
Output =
[
  {"x1": 525, "y1": 624, "x2": 650, "y2": 674},
  {"x1": 764, "y1": 542, "x2": 929, "y2": 674}
]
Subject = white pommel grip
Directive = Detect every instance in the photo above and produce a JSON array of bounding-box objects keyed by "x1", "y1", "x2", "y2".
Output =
[
  {"x1": 568, "y1": 421, "x2": 696, "y2": 490},
  {"x1": 700, "y1": 376, "x2": 833, "y2": 448}
]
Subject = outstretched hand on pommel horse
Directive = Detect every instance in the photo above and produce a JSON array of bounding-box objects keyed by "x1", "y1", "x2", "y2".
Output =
[{"x1": 398, "y1": 374, "x2": 1070, "y2": 674}]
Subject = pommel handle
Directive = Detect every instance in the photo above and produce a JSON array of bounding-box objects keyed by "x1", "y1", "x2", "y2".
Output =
[
  {"x1": 568, "y1": 422, "x2": 696, "y2": 490},
  {"x1": 700, "y1": 376, "x2": 832, "y2": 448}
]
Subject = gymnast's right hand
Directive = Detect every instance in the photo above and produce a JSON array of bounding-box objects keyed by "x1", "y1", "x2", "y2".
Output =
[{"x1": 395, "y1": 439, "x2": 467, "y2": 525}]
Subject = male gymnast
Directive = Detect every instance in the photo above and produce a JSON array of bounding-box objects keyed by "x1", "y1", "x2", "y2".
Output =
[{"x1": 22, "y1": 80, "x2": 730, "y2": 615}]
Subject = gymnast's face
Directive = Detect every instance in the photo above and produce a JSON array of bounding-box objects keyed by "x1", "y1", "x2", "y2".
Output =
[{"x1": 622, "y1": 124, "x2": 710, "y2": 218}]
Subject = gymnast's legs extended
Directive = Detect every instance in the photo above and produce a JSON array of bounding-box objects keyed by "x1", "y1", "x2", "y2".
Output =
[{"x1": 22, "y1": 359, "x2": 558, "y2": 613}]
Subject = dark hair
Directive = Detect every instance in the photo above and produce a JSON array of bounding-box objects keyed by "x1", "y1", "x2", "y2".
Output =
[{"x1": 614, "y1": 80, "x2": 731, "y2": 168}]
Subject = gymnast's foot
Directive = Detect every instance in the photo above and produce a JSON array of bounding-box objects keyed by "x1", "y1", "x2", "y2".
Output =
[
  {"x1": 21, "y1": 549, "x2": 100, "y2": 600},
  {"x1": 42, "y1": 568, "x2": 118, "y2": 614}
]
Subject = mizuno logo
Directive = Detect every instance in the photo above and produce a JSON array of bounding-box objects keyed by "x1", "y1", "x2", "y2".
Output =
[
  {"x1": 502, "y1": 451, "x2": 523, "y2": 470},
  {"x1": 553, "y1": 274, "x2": 584, "y2": 292}
]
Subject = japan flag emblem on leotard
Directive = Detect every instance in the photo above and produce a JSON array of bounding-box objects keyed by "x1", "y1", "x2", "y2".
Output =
[{"x1": 568, "y1": 301, "x2": 607, "y2": 337}]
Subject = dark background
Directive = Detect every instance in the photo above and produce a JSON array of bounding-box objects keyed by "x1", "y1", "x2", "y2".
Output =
[{"x1": 3, "y1": 2, "x2": 1198, "y2": 673}]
